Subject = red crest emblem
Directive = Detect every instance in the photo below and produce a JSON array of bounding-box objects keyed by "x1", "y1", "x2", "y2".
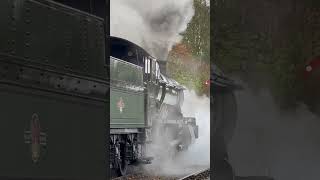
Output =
[
  {"x1": 24, "y1": 113, "x2": 47, "y2": 163},
  {"x1": 117, "y1": 97, "x2": 125, "y2": 113}
]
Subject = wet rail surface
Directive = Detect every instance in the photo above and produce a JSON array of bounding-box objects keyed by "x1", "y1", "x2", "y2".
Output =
[
  {"x1": 177, "y1": 168, "x2": 210, "y2": 180},
  {"x1": 111, "y1": 173, "x2": 178, "y2": 180},
  {"x1": 111, "y1": 167, "x2": 210, "y2": 180}
]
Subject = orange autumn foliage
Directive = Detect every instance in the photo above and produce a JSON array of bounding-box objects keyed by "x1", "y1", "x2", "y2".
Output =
[{"x1": 170, "y1": 43, "x2": 192, "y2": 60}]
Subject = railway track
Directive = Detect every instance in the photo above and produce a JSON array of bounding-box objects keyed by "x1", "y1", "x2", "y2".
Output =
[
  {"x1": 111, "y1": 168, "x2": 210, "y2": 180},
  {"x1": 177, "y1": 168, "x2": 210, "y2": 180},
  {"x1": 111, "y1": 173, "x2": 177, "y2": 180}
]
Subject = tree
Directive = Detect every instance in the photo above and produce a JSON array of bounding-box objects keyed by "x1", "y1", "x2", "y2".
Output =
[
  {"x1": 166, "y1": 0, "x2": 210, "y2": 96},
  {"x1": 182, "y1": 0, "x2": 210, "y2": 62}
]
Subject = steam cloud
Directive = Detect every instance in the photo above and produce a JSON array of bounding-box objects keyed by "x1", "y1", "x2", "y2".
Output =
[
  {"x1": 180, "y1": 90, "x2": 210, "y2": 166},
  {"x1": 144, "y1": 90, "x2": 210, "y2": 176},
  {"x1": 228, "y1": 80, "x2": 320, "y2": 180},
  {"x1": 110, "y1": 0, "x2": 194, "y2": 60}
]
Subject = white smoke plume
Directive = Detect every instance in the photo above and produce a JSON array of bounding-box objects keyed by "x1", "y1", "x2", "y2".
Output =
[
  {"x1": 110, "y1": 0, "x2": 194, "y2": 60},
  {"x1": 205, "y1": 0, "x2": 210, "y2": 6},
  {"x1": 180, "y1": 90, "x2": 210, "y2": 166},
  {"x1": 144, "y1": 90, "x2": 210, "y2": 176}
]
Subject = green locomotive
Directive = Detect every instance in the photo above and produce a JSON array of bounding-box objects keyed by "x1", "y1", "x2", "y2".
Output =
[
  {"x1": 0, "y1": 0, "x2": 198, "y2": 179},
  {"x1": 110, "y1": 37, "x2": 199, "y2": 176}
]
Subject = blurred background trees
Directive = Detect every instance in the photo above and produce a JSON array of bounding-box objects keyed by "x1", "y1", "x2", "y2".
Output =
[
  {"x1": 167, "y1": 0, "x2": 210, "y2": 96},
  {"x1": 212, "y1": 0, "x2": 320, "y2": 111}
]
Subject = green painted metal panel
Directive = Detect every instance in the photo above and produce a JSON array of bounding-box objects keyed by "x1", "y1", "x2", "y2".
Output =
[
  {"x1": 110, "y1": 57, "x2": 145, "y2": 129},
  {"x1": 110, "y1": 57, "x2": 143, "y2": 86},
  {"x1": 110, "y1": 88, "x2": 145, "y2": 128},
  {"x1": 0, "y1": 0, "x2": 106, "y2": 79},
  {"x1": 0, "y1": 85, "x2": 106, "y2": 179},
  {"x1": 0, "y1": 1, "x2": 11, "y2": 53}
]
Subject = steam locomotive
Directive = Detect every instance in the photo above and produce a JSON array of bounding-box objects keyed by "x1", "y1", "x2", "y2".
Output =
[
  {"x1": 0, "y1": 0, "x2": 198, "y2": 179},
  {"x1": 110, "y1": 36, "x2": 198, "y2": 176}
]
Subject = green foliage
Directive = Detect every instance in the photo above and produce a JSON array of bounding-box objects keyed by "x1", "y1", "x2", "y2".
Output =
[
  {"x1": 212, "y1": 1, "x2": 307, "y2": 110},
  {"x1": 214, "y1": 22, "x2": 273, "y2": 74},
  {"x1": 166, "y1": 0, "x2": 210, "y2": 96},
  {"x1": 167, "y1": 58, "x2": 209, "y2": 96},
  {"x1": 268, "y1": 38, "x2": 305, "y2": 110},
  {"x1": 182, "y1": 0, "x2": 210, "y2": 62}
]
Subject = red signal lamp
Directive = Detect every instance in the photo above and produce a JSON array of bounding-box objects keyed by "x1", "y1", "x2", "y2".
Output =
[
  {"x1": 205, "y1": 79, "x2": 210, "y2": 86},
  {"x1": 304, "y1": 56, "x2": 320, "y2": 79}
]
